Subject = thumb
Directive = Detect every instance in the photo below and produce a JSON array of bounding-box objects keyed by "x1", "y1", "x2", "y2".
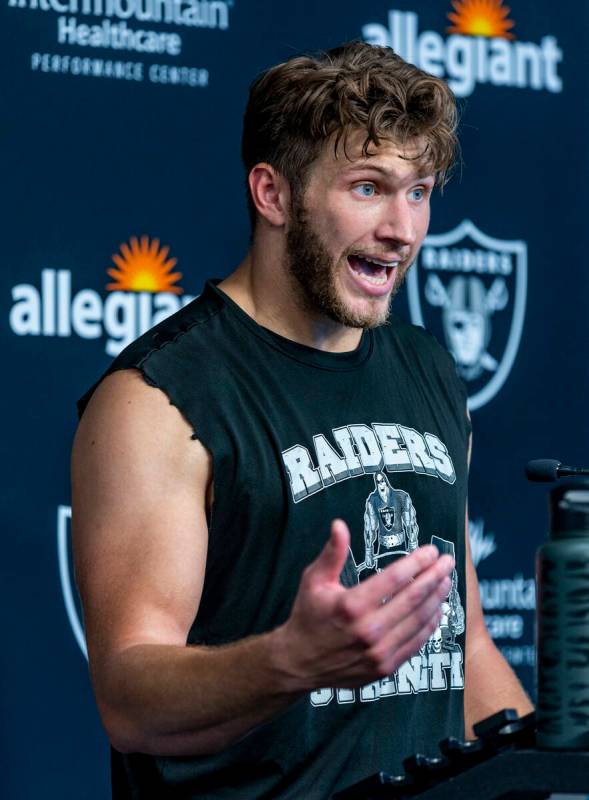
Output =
[{"x1": 308, "y1": 519, "x2": 351, "y2": 584}]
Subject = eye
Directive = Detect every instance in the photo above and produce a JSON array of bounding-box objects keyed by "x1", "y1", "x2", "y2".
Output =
[
  {"x1": 410, "y1": 187, "x2": 426, "y2": 202},
  {"x1": 353, "y1": 183, "x2": 376, "y2": 198}
]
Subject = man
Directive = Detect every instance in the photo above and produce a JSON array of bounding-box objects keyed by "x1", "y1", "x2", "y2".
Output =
[
  {"x1": 363, "y1": 471, "x2": 419, "y2": 570},
  {"x1": 72, "y1": 42, "x2": 532, "y2": 798}
]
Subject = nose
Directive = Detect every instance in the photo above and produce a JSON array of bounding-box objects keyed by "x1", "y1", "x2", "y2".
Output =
[{"x1": 374, "y1": 195, "x2": 419, "y2": 250}]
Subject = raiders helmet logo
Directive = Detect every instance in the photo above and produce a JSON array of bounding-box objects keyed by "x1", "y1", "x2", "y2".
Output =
[
  {"x1": 407, "y1": 220, "x2": 527, "y2": 410},
  {"x1": 379, "y1": 505, "x2": 395, "y2": 530}
]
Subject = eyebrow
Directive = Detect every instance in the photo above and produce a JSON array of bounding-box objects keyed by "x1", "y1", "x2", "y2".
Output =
[{"x1": 341, "y1": 163, "x2": 435, "y2": 181}]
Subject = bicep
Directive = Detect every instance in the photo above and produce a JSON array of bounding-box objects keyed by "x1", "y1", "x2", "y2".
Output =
[
  {"x1": 465, "y1": 505, "x2": 488, "y2": 648},
  {"x1": 71, "y1": 369, "x2": 211, "y2": 674}
]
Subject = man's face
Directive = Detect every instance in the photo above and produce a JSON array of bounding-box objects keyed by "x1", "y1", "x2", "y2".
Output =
[
  {"x1": 376, "y1": 473, "x2": 388, "y2": 502},
  {"x1": 285, "y1": 133, "x2": 434, "y2": 328}
]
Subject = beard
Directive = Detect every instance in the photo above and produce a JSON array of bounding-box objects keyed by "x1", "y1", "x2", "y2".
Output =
[{"x1": 285, "y1": 197, "x2": 409, "y2": 329}]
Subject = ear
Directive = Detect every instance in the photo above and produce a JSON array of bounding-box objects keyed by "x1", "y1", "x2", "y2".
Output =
[{"x1": 248, "y1": 163, "x2": 290, "y2": 227}]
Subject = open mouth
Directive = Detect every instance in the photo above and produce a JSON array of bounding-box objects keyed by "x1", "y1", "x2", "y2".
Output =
[{"x1": 347, "y1": 254, "x2": 399, "y2": 290}]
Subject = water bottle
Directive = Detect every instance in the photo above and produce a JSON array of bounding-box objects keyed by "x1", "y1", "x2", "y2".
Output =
[{"x1": 536, "y1": 479, "x2": 589, "y2": 749}]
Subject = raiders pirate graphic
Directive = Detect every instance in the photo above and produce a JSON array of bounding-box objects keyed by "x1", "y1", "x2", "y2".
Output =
[
  {"x1": 425, "y1": 274, "x2": 508, "y2": 382},
  {"x1": 331, "y1": 476, "x2": 466, "y2": 704},
  {"x1": 363, "y1": 472, "x2": 419, "y2": 570},
  {"x1": 282, "y1": 428, "x2": 467, "y2": 705},
  {"x1": 344, "y1": 478, "x2": 465, "y2": 649}
]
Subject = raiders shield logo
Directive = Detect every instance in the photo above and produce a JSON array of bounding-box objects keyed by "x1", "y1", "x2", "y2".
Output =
[
  {"x1": 379, "y1": 505, "x2": 395, "y2": 530},
  {"x1": 407, "y1": 220, "x2": 527, "y2": 410}
]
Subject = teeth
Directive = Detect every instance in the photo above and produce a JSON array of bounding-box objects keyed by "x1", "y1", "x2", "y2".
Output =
[
  {"x1": 348, "y1": 254, "x2": 400, "y2": 286},
  {"x1": 362, "y1": 272, "x2": 388, "y2": 285},
  {"x1": 361, "y1": 256, "x2": 399, "y2": 268}
]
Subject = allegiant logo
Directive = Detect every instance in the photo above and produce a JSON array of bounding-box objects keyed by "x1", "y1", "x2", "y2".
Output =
[
  {"x1": 362, "y1": 1, "x2": 563, "y2": 97},
  {"x1": 9, "y1": 235, "x2": 195, "y2": 356}
]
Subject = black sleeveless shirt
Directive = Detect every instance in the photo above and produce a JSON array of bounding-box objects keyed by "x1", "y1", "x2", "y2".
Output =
[{"x1": 79, "y1": 280, "x2": 471, "y2": 799}]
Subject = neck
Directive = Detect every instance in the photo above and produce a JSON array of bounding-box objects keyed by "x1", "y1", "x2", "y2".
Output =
[{"x1": 218, "y1": 234, "x2": 364, "y2": 353}]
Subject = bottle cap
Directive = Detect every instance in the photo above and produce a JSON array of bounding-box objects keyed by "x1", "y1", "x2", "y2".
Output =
[{"x1": 550, "y1": 479, "x2": 589, "y2": 535}]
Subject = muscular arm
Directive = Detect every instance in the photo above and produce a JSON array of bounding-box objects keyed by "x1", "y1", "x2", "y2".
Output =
[
  {"x1": 463, "y1": 430, "x2": 533, "y2": 735},
  {"x1": 72, "y1": 370, "x2": 286, "y2": 755},
  {"x1": 73, "y1": 370, "x2": 456, "y2": 757}
]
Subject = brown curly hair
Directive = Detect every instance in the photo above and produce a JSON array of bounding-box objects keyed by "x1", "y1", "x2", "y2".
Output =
[{"x1": 242, "y1": 41, "x2": 458, "y2": 226}]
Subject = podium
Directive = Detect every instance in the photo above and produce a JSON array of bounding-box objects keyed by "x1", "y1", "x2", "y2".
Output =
[{"x1": 333, "y1": 710, "x2": 589, "y2": 799}]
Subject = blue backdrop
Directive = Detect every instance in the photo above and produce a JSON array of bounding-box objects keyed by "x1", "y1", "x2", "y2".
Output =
[{"x1": 2, "y1": 0, "x2": 588, "y2": 797}]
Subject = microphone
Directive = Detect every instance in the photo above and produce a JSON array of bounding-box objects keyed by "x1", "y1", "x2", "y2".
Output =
[{"x1": 526, "y1": 459, "x2": 589, "y2": 482}]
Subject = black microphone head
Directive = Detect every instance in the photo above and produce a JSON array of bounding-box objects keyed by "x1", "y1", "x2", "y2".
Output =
[{"x1": 525, "y1": 458, "x2": 562, "y2": 482}]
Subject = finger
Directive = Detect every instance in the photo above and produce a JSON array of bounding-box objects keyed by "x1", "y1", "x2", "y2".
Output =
[
  {"x1": 332, "y1": 605, "x2": 444, "y2": 686},
  {"x1": 379, "y1": 610, "x2": 443, "y2": 675},
  {"x1": 388, "y1": 577, "x2": 451, "y2": 642},
  {"x1": 350, "y1": 545, "x2": 443, "y2": 606},
  {"x1": 383, "y1": 556, "x2": 454, "y2": 611},
  {"x1": 358, "y1": 572, "x2": 451, "y2": 649},
  {"x1": 379, "y1": 568, "x2": 452, "y2": 627},
  {"x1": 305, "y1": 519, "x2": 350, "y2": 584}
]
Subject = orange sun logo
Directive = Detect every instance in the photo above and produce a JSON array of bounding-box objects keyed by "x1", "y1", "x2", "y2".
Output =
[
  {"x1": 447, "y1": 0, "x2": 515, "y2": 39},
  {"x1": 106, "y1": 235, "x2": 183, "y2": 294}
]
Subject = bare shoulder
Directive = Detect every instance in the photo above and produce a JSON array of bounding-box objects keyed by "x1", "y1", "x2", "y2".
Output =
[
  {"x1": 72, "y1": 368, "x2": 211, "y2": 662},
  {"x1": 74, "y1": 368, "x2": 212, "y2": 502},
  {"x1": 74, "y1": 368, "x2": 208, "y2": 469}
]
